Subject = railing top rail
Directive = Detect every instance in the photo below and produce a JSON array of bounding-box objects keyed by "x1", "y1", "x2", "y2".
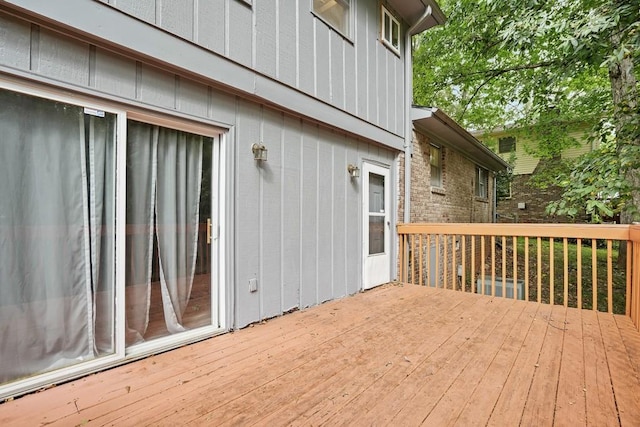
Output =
[{"x1": 397, "y1": 223, "x2": 631, "y2": 240}]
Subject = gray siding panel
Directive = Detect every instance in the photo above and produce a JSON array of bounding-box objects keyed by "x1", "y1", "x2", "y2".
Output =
[
  {"x1": 314, "y1": 23, "x2": 330, "y2": 103},
  {"x1": 317, "y1": 129, "x2": 333, "y2": 303},
  {"x1": 139, "y1": 64, "x2": 175, "y2": 109},
  {"x1": 330, "y1": 32, "x2": 344, "y2": 109},
  {"x1": 395, "y1": 57, "x2": 404, "y2": 136},
  {"x1": 228, "y1": 0, "x2": 252, "y2": 67},
  {"x1": 157, "y1": 0, "x2": 194, "y2": 40},
  {"x1": 196, "y1": 0, "x2": 225, "y2": 54},
  {"x1": 177, "y1": 77, "x2": 209, "y2": 118},
  {"x1": 0, "y1": 14, "x2": 30, "y2": 70},
  {"x1": 260, "y1": 108, "x2": 283, "y2": 319},
  {"x1": 331, "y1": 137, "x2": 347, "y2": 299},
  {"x1": 300, "y1": 123, "x2": 318, "y2": 308},
  {"x1": 281, "y1": 115, "x2": 302, "y2": 312},
  {"x1": 345, "y1": 138, "x2": 361, "y2": 296},
  {"x1": 344, "y1": 43, "x2": 356, "y2": 116},
  {"x1": 112, "y1": 0, "x2": 156, "y2": 24},
  {"x1": 208, "y1": 89, "x2": 236, "y2": 126},
  {"x1": 297, "y1": 4, "x2": 315, "y2": 96},
  {"x1": 377, "y1": 46, "x2": 388, "y2": 131},
  {"x1": 94, "y1": 48, "x2": 137, "y2": 99},
  {"x1": 355, "y1": 4, "x2": 368, "y2": 119},
  {"x1": 277, "y1": 0, "x2": 297, "y2": 87},
  {"x1": 255, "y1": 0, "x2": 277, "y2": 78},
  {"x1": 37, "y1": 28, "x2": 89, "y2": 85},
  {"x1": 235, "y1": 100, "x2": 261, "y2": 328}
]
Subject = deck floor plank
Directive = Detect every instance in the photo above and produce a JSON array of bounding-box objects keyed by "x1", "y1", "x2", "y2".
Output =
[
  {"x1": 453, "y1": 301, "x2": 541, "y2": 426},
  {"x1": 0, "y1": 284, "x2": 639, "y2": 427},
  {"x1": 598, "y1": 313, "x2": 640, "y2": 426},
  {"x1": 554, "y1": 304, "x2": 587, "y2": 426},
  {"x1": 582, "y1": 309, "x2": 619, "y2": 427}
]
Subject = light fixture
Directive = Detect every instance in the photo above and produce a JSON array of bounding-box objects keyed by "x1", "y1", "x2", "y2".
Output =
[
  {"x1": 252, "y1": 143, "x2": 268, "y2": 161},
  {"x1": 347, "y1": 163, "x2": 360, "y2": 178}
]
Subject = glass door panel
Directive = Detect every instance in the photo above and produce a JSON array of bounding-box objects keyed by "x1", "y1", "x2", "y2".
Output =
[
  {"x1": 0, "y1": 89, "x2": 116, "y2": 385},
  {"x1": 125, "y1": 120, "x2": 214, "y2": 346},
  {"x1": 368, "y1": 173, "x2": 385, "y2": 255}
]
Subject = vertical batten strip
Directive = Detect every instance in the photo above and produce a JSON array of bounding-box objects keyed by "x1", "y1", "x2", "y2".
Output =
[
  {"x1": 592, "y1": 239, "x2": 598, "y2": 311},
  {"x1": 419, "y1": 234, "x2": 423, "y2": 287},
  {"x1": 513, "y1": 236, "x2": 518, "y2": 300},
  {"x1": 577, "y1": 238, "x2": 582, "y2": 309},
  {"x1": 550, "y1": 238, "x2": 555, "y2": 305},
  {"x1": 491, "y1": 236, "x2": 496, "y2": 297},
  {"x1": 500, "y1": 235, "x2": 506, "y2": 298},
  {"x1": 607, "y1": 240, "x2": 613, "y2": 313},
  {"x1": 563, "y1": 238, "x2": 568, "y2": 307},
  {"x1": 537, "y1": 237, "x2": 542, "y2": 303},
  {"x1": 626, "y1": 241, "x2": 632, "y2": 316},
  {"x1": 525, "y1": 236, "x2": 529, "y2": 301}
]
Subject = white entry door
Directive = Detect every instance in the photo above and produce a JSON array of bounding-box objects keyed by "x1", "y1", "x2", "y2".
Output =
[{"x1": 363, "y1": 162, "x2": 391, "y2": 289}]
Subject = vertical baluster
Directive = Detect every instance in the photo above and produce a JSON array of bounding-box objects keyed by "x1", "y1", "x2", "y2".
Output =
[
  {"x1": 419, "y1": 234, "x2": 423, "y2": 287},
  {"x1": 626, "y1": 240, "x2": 632, "y2": 316},
  {"x1": 513, "y1": 236, "x2": 518, "y2": 299},
  {"x1": 427, "y1": 234, "x2": 431, "y2": 287},
  {"x1": 577, "y1": 238, "x2": 582, "y2": 309},
  {"x1": 435, "y1": 234, "x2": 440, "y2": 288},
  {"x1": 399, "y1": 233, "x2": 405, "y2": 282},
  {"x1": 563, "y1": 238, "x2": 568, "y2": 308},
  {"x1": 491, "y1": 235, "x2": 496, "y2": 297},
  {"x1": 452, "y1": 235, "x2": 457, "y2": 290},
  {"x1": 462, "y1": 235, "x2": 467, "y2": 292},
  {"x1": 443, "y1": 235, "x2": 448, "y2": 289},
  {"x1": 607, "y1": 240, "x2": 613, "y2": 313},
  {"x1": 525, "y1": 236, "x2": 529, "y2": 302},
  {"x1": 502, "y1": 235, "x2": 507, "y2": 298},
  {"x1": 537, "y1": 237, "x2": 542, "y2": 303},
  {"x1": 481, "y1": 235, "x2": 486, "y2": 295},
  {"x1": 592, "y1": 239, "x2": 598, "y2": 311},
  {"x1": 471, "y1": 235, "x2": 476, "y2": 293},
  {"x1": 550, "y1": 238, "x2": 555, "y2": 305}
]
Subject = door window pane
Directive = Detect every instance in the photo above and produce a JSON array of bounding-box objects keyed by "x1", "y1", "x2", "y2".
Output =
[
  {"x1": 125, "y1": 121, "x2": 213, "y2": 346},
  {"x1": 369, "y1": 173, "x2": 385, "y2": 213},
  {"x1": 369, "y1": 216, "x2": 385, "y2": 255},
  {"x1": 368, "y1": 173, "x2": 385, "y2": 255},
  {"x1": 0, "y1": 89, "x2": 116, "y2": 385}
]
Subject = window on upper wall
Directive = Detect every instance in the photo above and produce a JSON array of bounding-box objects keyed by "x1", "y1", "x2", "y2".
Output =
[
  {"x1": 313, "y1": 0, "x2": 351, "y2": 37},
  {"x1": 476, "y1": 167, "x2": 489, "y2": 199},
  {"x1": 430, "y1": 145, "x2": 442, "y2": 188},
  {"x1": 498, "y1": 136, "x2": 516, "y2": 153},
  {"x1": 381, "y1": 5, "x2": 400, "y2": 53}
]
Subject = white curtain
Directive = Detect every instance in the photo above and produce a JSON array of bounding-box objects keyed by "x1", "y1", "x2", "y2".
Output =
[
  {"x1": 0, "y1": 90, "x2": 115, "y2": 384},
  {"x1": 126, "y1": 122, "x2": 203, "y2": 343}
]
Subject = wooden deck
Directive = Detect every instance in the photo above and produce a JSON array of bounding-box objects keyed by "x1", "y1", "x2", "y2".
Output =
[{"x1": 1, "y1": 284, "x2": 640, "y2": 426}]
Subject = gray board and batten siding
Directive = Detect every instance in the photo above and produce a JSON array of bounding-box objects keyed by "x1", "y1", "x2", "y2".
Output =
[{"x1": 0, "y1": 1, "x2": 398, "y2": 329}]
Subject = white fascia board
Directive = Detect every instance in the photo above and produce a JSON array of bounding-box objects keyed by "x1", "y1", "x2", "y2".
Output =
[{"x1": 2, "y1": 0, "x2": 404, "y2": 150}]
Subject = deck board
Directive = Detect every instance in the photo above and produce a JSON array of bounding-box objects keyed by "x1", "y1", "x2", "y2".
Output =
[{"x1": 1, "y1": 284, "x2": 639, "y2": 426}]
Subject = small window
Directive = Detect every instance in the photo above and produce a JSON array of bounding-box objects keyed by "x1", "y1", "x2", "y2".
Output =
[
  {"x1": 381, "y1": 6, "x2": 400, "y2": 53},
  {"x1": 313, "y1": 0, "x2": 351, "y2": 36},
  {"x1": 476, "y1": 167, "x2": 488, "y2": 198},
  {"x1": 430, "y1": 145, "x2": 442, "y2": 187},
  {"x1": 498, "y1": 136, "x2": 516, "y2": 153}
]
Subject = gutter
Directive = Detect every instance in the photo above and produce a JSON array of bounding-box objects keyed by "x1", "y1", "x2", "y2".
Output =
[{"x1": 404, "y1": 6, "x2": 433, "y2": 224}]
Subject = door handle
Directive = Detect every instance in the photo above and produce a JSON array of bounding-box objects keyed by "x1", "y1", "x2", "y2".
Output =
[{"x1": 207, "y1": 218, "x2": 212, "y2": 244}]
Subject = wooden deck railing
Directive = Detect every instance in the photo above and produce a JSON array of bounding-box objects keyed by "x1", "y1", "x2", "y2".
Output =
[{"x1": 398, "y1": 223, "x2": 640, "y2": 331}]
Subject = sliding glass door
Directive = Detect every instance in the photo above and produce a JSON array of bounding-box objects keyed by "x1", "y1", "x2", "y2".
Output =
[
  {"x1": 0, "y1": 88, "x2": 117, "y2": 385},
  {"x1": 0, "y1": 83, "x2": 223, "y2": 398}
]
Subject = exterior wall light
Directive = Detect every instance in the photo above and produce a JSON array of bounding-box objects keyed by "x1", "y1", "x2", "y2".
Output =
[
  {"x1": 347, "y1": 163, "x2": 360, "y2": 178},
  {"x1": 252, "y1": 143, "x2": 268, "y2": 161}
]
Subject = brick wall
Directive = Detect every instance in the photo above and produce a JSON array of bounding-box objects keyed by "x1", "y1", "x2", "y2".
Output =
[{"x1": 398, "y1": 130, "x2": 496, "y2": 225}]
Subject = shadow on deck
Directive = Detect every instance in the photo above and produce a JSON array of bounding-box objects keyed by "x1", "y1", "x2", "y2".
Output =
[{"x1": 1, "y1": 283, "x2": 639, "y2": 426}]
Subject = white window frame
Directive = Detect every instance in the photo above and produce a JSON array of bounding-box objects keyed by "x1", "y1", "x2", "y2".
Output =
[
  {"x1": 476, "y1": 167, "x2": 489, "y2": 199},
  {"x1": 0, "y1": 77, "x2": 227, "y2": 400},
  {"x1": 312, "y1": 0, "x2": 352, "y2": 39},
  {"x1": 430, "y1": 144, "x2": 443, "y2": 188},
  {"x1": 381, "y1": 5, "x2": 401, "y2": 54}
]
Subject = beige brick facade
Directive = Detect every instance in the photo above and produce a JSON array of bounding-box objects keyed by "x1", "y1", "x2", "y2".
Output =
[{"x1": 398, "y1": 130, "x2": 496, "y2": 225}]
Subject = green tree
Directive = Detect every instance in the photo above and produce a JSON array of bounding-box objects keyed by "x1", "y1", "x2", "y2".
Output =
[{"x1": 413, "y1": 0, "x2": 639, "y2": 222}]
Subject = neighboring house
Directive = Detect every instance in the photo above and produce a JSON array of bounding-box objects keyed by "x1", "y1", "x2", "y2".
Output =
[
  {"x1": 0, "y1": 0, "x2": 445, "y2": 398},
  {"x1": 480, "y1": 124, "x2": 597, "y2": 223},
  {"x1": 400, "y1": 107, "x2": 508, "y2": 224},
  {"x1": 398, "y1": 107, "x2": 508, "y2": 287}
]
